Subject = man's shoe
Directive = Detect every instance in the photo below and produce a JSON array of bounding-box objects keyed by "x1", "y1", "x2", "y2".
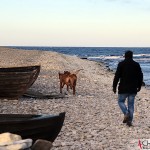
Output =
[
  {"x1": 127, "y1": 121, "x2": 132, "y2": 127},
  {"x1": 123, "y1": 114, "x2": 129, "y2": 123}
]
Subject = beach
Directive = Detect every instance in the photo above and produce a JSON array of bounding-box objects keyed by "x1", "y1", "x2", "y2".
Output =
[{"x1": 0, "y1": 47, "x2": 149, "y2": 150}]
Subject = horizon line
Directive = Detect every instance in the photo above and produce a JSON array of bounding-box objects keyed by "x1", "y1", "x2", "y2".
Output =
[{"x1": 1, "y1": 46, "x2": 150, "y2": 48}]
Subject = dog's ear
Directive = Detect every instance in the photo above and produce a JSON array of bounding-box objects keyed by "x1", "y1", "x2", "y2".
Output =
[
  {"x1": 64, "y1": 71, "x2": 71, "y2": 75},
  {"x1": 64, "y1": 71, "x2": 69, "y2": 74}
]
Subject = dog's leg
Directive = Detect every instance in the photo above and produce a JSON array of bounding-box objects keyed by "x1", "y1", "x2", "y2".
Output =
[
  {"x1": 67, "y1": 84, "x2": 70, "y2": 92},
  {"x1": 60, "y1": 82, "x2": 65, "y2": 93},
  {"x1": 69, "y1": 79, "x2": 73, "y2": 90},
  {"x1": 73, "y1": 80, "x2": 76, "y2": 95}
]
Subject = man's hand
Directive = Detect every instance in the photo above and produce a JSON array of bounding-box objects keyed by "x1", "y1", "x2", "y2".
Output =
[
  {"x1": 113, "y1": 88, "x2": 116, "y2": 94},
  {"x1": 137, "y1": 87, "x2": 141, "y2": 92}
]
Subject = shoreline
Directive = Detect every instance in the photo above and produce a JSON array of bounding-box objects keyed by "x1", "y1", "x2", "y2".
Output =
[
  {"x1": 6, "y1": 46, "x2": 150, "y2": 87},
  {"x1": 0, "y1": 47, "x2": 149, "y2": 150}
]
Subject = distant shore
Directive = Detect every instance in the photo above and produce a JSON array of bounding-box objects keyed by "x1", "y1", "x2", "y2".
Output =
[{"x1": 0, "y1": 47, "x2": 149, "y2": 150}]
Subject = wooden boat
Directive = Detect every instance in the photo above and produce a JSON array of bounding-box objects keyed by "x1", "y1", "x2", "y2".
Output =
[
  {"x1": 0, "y1": 65, "x2": 40, "y2": 99},
  {"x1": 0, "y1": 112, "x2": 65, "y2": 143}
]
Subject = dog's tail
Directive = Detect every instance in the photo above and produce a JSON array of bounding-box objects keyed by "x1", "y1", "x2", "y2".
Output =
[{"x1": 73, "y1": 69, "x2": 83, "y2": 75}]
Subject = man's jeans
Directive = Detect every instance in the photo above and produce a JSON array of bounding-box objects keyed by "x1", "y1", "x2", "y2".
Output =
[{"x1": 118, "y1": 94, "x2": 136, "y2": 122}]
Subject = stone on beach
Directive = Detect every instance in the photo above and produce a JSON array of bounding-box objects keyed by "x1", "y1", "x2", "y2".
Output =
[
  {"x1": 31, "y1": 139, "x2": 53, "y2": 150},
  {"x1": 0, "y1": 133, "x2": 22, "y2": 145},
  {"x1": 0, "y1": 132, "x2": 32, "y2": 150}
]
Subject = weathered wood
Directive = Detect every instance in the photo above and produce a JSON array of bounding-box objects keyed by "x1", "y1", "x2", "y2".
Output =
[
  {"x1": 23, "y1": 90, "x2": 67, "y2": 99},
  {"x1": 0, "y1": 112, "x2": 65, "y2": 143},
  {"x1": 0, "y1": 66, "x2": 40, "y2": 99}
]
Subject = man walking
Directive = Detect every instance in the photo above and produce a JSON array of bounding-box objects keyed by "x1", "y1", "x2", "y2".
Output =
[{"x1": 113, "y1": 51, "x2": 143, "y2": 127}]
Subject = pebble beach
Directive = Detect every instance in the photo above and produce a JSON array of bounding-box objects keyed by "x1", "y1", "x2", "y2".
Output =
[{"x1": 0, "y1": 47, "x2": 149, "y2": 150}]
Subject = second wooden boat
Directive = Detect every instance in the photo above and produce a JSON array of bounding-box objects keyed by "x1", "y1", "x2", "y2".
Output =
[{"x1": 0, "y1": 112, "x2": 65, "y2": 143}]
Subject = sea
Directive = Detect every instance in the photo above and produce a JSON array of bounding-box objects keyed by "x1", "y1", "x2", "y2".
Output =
[{"x1": 11, "y1": 46, "x2": 150, "y2": 87}]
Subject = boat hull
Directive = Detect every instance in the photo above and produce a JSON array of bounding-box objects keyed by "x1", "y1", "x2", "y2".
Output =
[
  {"x1": 0, "y1": 112, "x2": 65, "y2": 143},
  {"x1": 0, "y1": 65, "x2": 40, "y2": 99}
]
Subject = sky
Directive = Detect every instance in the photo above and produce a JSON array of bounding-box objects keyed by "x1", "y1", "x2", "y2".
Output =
[{"x1": 0, "y1": 0, "x2": 150, "y2": 47}]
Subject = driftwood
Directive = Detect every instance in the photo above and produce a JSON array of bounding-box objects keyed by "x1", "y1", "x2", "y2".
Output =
[{"x1": 23, "y1": 90, "x2": 66, "y2": 99}]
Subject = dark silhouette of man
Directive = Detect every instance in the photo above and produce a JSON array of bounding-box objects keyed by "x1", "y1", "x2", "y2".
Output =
[{"x1": 113, "y1": 51, "x2": 143, "y2": 127}]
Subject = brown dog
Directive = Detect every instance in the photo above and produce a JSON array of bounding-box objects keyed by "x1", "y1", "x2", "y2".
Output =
[{"x1": 58, "y1": 69, "x2": 82, "y2": 95}]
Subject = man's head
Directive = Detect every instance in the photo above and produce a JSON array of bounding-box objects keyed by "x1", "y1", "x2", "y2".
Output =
[{"x1": 125, "y1": 50, "x2": 133, "y2": 59}]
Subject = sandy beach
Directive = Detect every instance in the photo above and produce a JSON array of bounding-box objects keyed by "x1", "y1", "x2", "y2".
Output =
[{"x1": 0, "y1": 47, "x2": 149, "y2": 150}]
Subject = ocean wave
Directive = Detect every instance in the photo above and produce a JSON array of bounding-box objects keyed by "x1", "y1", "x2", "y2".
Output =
[
  {"x1": 133, "y1": 54, "x2": 150, "y2": 57},
  {"x1": 134, "y1": 58, "x2": 150, "y2": 62},
  {"x1": 88, "y1": 55, "x2": 123, "y2": 60}
]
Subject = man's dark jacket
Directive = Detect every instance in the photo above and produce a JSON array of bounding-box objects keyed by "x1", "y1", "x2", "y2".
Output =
[{"x1": 113, "y1": 58, "x2": 143, "y2": 94}]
